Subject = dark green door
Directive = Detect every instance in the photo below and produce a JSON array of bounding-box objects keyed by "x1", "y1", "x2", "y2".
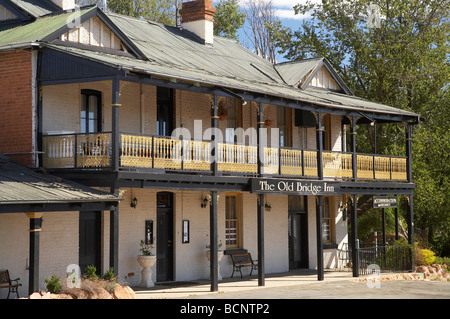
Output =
[
  {"x1": 157, "y1": 192, "x2": 174, "y2": 282},
  {"x1": 288, "y1": 195, "x2": 309, "y2": 269},
  {"x1": 79, "y1": 211, "x2": 101, "y2": 275},
  {"x1": 288, "y1": 213, "x2": 308, "y2": 269}
]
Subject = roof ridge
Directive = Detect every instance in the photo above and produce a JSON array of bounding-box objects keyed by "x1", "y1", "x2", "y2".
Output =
[{"x1": 275, "y1": 56, "x2": 323, "y2": 66}]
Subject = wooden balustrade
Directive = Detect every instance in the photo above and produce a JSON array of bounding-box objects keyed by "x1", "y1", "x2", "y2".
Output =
[
  {"x1": 217, "y1": 143, "x2": 258, "y2": 173},
  {"x1": 77, "y1": 133, "x2": 111, "y2": 167},
  {"x1": 182, "y1": 139, "x2": 211, "y2": 171},
  {"x1": 43, "y1": 133, "x2": 111, "y2": 168},
  {"x1": 43, "y1": 134, "x2": 75, "y2": 168},
  {"x1": 280, "y1": 149, "x2": 302, "y2": 176},
  {"x1": 323, "y1": 151, "x2": 353, "y2": 178},
  {"x1": 121, "y1": 134, "x2": 153, "y2": 168},
  {"x1": 42, "y1": 133, "x2": 408, "y2": 181}
]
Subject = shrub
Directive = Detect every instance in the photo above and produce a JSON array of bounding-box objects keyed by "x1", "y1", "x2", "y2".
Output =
[
  {"x1": 101, "y1": 267, "x2": 117, "y2": 282},
  {"x1": 84, "y1": 265, "x2": 99, "y2": 280},
  {"x1": 44, "y1": 275, "x2": 62, "y2": 294},
  {"x1": 435, "y1": 256, "x2": 450, "y2": 270},
  {"x1": 417, "y1": 249, "x2": 436, "y2": 266}
]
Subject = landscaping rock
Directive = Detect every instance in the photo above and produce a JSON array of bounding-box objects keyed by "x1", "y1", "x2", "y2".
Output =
[{"x1": 112, "y1": 285, "x2": 134, "y2": 299}]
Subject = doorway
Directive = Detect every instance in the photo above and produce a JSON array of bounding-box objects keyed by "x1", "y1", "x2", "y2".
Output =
[
  {"x1": 156, "y1": 192, "x2": 174, "y2": 282},
  {"x1": 79, "y1": 211, "x2": 101, "y2": 275},
  {"x1": 156, "y1": 87, "x2": 174, "y2": 137},
  {"x1": 288, "y1": 196, "x2": 308, "y2": 269},
  {"x1": 81, "y1": 90, "x2": 102, "y2": 134}
]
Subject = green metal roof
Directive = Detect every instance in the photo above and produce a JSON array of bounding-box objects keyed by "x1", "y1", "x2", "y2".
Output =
[
  {"x1": 0, "y1": 157, "x2": 120, "y2": 205},
  {"x1": 274, "y1": 57, "x2": 324, "y2": 86},
  {"x1": 7, "y1": 0, "x2": 60, "y2": 18},
  {"x1": 0, "y1": 6, "x2": 94, "y2": 47}
]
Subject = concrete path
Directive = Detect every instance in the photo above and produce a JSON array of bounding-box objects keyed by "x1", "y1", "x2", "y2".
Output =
[{"x1": 132, "y1": 269, "x2": 450, "y2": 299}]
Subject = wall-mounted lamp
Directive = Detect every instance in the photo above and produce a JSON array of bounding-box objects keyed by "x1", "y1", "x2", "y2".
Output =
[
  {"x1": 265, "y1": 203, "x2": 272, "y2": 212},
  {"x1": 130, "y1": 197, "x2": 138, "y2": 209},
  {"x1": 339, "y1": 203, "x2": 347, "y2": 221},
  {"x1": 201, "y1": 197, "x2": 209, "y2": 208}
]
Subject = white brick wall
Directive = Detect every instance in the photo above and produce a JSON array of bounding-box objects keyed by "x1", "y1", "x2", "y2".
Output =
[
  {"x1": 0, "y1": 212, "x2": 79, "y2": 298},
  {"x1": 0, "y1": 213, "x2": 29, "y2": 298}
]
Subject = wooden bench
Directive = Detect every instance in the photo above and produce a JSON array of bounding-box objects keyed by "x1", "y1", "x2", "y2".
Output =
[
  {"x1": 0, "y1": 270, "x2": 21, "y2": 299},
  {"x1": 230, "y1": 253, "x2": 258, "y2": 279}
]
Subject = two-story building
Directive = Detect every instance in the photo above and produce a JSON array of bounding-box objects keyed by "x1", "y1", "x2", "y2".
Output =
[{"x1": 0, "y1": 0, "x2": 419, "y2": 296}]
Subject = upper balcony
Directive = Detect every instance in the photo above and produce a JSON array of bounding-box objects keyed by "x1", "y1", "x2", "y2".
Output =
[{"x1": 42, "y1": 132, "x2": 407, "y2": 182}]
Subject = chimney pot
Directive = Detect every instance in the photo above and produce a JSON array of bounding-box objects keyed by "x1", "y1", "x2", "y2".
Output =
[{"x1": 179, "y1": 0, "x2": 216, "y2": 45}]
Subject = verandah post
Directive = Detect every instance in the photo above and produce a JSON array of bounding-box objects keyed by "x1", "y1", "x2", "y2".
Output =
[
  {"x1": 27, "y1": 213, "x2": 43, "y2": 295},
  {"x1": 316, "y1": 196, "x2": 324, "y2": 281},
  {"x1": 351, "y1": 116, "x2": 357, "y2": 181},
  {"x1": 258, "y1": 193, "x2": 265, "y2": 286},
  {"x1": 315, "y1": 111, "x2": 325, "y2": 281},
  {"x1": 110, "y1": 77, "x2": 120, "y2": 276},
  {"x1": 351, "y1": 194, "x2": 359, "y2": 277},
  {"x1": 210, "y1": 190, "x2": 218, "y2": 292},
  {"x1": 211, "y1": 94, "x2": 218, "y2": 175},
  {"x1": 111, "y1": 77, "x2": 120, "y2": 171},
  {"x1": 257, "y1": 101, "x2": 265, "y2": 286}
]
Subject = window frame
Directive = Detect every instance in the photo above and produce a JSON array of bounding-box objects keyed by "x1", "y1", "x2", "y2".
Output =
[
  {"x1": 277, "y1": 107, "x2": 292, "y2": 148},
  {"x1": 224, "y1": 98, "x2": 242, "y2": 144},
  {"x1": 80, "y1": 89, "x2": 102, "y2": 134},
  {"x1": 322, "y1": 196, "x2": 334, "y2": 243},
  {"x1": 225, "y1": 193, "x2": 242, "y2": 249}
]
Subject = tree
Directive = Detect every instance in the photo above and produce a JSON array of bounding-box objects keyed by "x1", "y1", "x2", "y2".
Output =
[
  {"x1": 244, "y1": 0, "x2": 280, "y2": 63},
  {"x1": 75, "y1": 0, "x2": 105, "y2": 8},
  {"x1": 75, "y1": 0, "x2": 179, "y2": 25},
  {"x1": 271, "y1": 0, "x2": 449, "y2": 255},
  {"x1": 214, "y1": 0, "x2": 246, "y2": 41}
]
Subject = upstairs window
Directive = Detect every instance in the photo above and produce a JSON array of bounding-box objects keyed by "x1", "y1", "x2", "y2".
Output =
[
  {"x1": 277, "y1": 107, "x2": 291, "y2": 147},
  {"x1": 81, "y1": 90, "x2": 101, "y2": 133},
  {"x1": 157, "y1": 87, "x2": 174, "y2": 137}
]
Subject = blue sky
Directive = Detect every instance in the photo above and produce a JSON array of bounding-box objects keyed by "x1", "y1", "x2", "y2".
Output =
[{"x1": 213, "y1": 0, "x2": 319, "y2": 62}]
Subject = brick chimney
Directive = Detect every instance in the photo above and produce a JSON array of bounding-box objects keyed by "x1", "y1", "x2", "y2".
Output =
[
  {"x1": 179, "y1": 0, "x2": 216, "y2": 45},
  {"x1": 51, "y1": 0, "x2": 75, "y2": 10}
]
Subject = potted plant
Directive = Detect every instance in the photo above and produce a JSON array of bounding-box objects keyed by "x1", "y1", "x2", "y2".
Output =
[
  {"x1": 137, "y1": 240, "x2": 156, "y2": 288},
  {"x1": 218, "y1": 100, "x2": 228, "y2": 121},
  {"x1": 205, "y1": 240, "x2": 224, "y2": 280}
]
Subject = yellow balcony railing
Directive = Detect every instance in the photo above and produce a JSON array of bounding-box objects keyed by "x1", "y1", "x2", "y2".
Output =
[
  {"x1": 323, "y1": 151, "x2": 353, "y2": 179},
  {"x1": 42, "y1": 133, "x2": 408, "y2": 182},
  {"x1": 217, "y1": 143, "x2": 258, "y2": 173},
  {"x1": 43, "y1": 132, "x2": 111, "y2": 168}
]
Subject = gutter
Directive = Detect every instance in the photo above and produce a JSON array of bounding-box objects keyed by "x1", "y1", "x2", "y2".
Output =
[{"x1": 0, "y1": 42, "x2": 40, "y2": 51}]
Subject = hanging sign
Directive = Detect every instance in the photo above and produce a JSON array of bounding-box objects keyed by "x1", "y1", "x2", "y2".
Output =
[
  {"x1": 373, "y1": 196, "x2": 398, "y2": 208},
  {"x1": 250, "y1": 178, "x2": 339, "y2": 195}
]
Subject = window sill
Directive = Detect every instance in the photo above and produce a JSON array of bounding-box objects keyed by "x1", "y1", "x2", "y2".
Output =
[{"x1": 323, "y1": 243, "x2": 338, "y2": 250}]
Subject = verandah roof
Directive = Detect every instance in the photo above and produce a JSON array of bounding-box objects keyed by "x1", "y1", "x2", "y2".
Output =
[{"x1": 0, "y1": 157, "x2": 120, "y2": 212}]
